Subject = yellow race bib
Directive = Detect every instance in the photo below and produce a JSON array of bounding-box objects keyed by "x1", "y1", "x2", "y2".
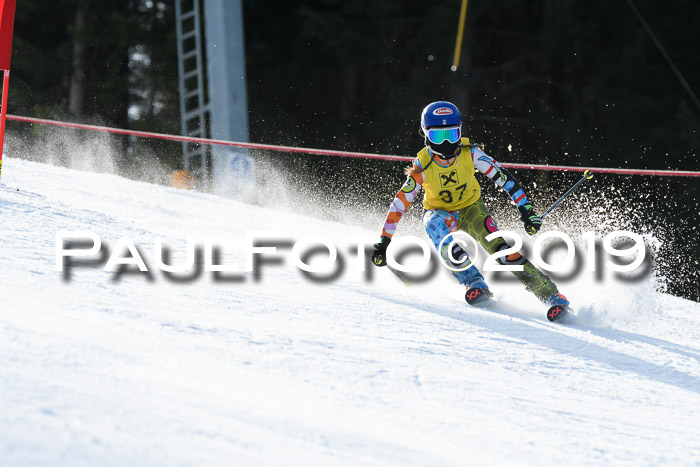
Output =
[{"x1": 419, "y1": 138, "x2": 480, "y2": 210}]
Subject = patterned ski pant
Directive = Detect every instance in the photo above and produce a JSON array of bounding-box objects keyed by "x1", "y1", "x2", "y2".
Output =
[{"x1": 423, "y1": 197, "x2": 558, "y2": 302}]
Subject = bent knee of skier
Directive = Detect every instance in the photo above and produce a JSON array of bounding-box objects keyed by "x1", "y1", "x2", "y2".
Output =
[{"x1": 494, "y1": 242, "x2": 527, "y2": 267}]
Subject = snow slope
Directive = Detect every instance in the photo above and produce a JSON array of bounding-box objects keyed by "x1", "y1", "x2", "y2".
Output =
[{"x1": 1, "y1": 157, "x2": 699, "y2": 466}]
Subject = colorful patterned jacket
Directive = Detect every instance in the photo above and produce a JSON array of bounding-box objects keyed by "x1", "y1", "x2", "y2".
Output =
[{"x1": 381, "y1": 140, "x2": 530, "y2": 238}]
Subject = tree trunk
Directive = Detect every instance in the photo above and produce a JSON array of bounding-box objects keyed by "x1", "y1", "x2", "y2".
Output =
[{"x1": 68, "y1": 7, "x2": 86, "y2": 116}]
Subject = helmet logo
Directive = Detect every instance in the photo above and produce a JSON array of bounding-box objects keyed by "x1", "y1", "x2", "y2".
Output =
[{"x1": 433, "y1": 107, "x2": 453, "y2": 115}]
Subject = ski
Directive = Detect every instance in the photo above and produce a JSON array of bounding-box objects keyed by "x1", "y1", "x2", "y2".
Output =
[
  {"x1": 546, "y1": 304, "x2": 569, "y2": 322},
  {"x1": 465, "y1": 287, "x2": 492, "y2": 306}
]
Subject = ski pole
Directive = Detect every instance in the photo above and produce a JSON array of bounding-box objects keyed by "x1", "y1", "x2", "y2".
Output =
[
  {"x1": 541, "y1": 170, "x2": 594, "y2": 219},
  {"x1": 388, "y1": 265, "x2": 412, "y2": 287}
]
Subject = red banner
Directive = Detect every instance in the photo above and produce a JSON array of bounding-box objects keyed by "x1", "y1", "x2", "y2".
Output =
[{"x1": 0, "y1": 0, "x2": 16, "y2": 70}]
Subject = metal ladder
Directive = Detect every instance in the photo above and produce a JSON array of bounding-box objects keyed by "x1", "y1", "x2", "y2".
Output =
[{"x1": 174, "y1": 0, "x2": 210, "y2": 186}]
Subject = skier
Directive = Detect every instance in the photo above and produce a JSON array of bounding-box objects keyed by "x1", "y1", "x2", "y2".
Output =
[{"x1": 371, "y1": 101, "x2": 570, "y2": 319}]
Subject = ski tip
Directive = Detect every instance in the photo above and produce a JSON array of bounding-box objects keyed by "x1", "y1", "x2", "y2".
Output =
[
  {"x1": 546, "y1": 304, "x2": 569, "y2": 322},
  {"x1": 465, "y1": 287, "x2": 492, "y2": 306}
]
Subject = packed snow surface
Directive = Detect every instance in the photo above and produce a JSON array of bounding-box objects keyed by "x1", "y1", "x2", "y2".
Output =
[{"x1": 1, "y1": 157, "x2": 699, "y2": 466}]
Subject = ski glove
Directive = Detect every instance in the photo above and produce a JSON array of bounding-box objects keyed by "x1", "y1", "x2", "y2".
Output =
[
  {"x1": 371, "y1": 236, "x2": 391, "y2": 267},
  {"x1": 518, "y1": 203, "x2": 542, "y2": 235}
]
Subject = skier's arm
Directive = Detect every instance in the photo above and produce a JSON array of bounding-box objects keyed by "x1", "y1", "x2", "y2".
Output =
[
  {"x1": 472, "y1": 147, "x2": 542, "y2": 234},
  {"x1": 472, "y1": 147, "x2": 531, "y2": 207},
  {"x1": 380, "y1": 168, "x2": 424, "y2": 238},
  {"x1": 372, "y1": 162, "x2": 424, "y2": 267}
]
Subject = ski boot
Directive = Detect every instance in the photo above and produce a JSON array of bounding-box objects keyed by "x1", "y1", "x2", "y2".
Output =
[
  {"x1": 546, "y1": 292, "x2": 570, "y2": 322},
  {"x1": 465, "y1": 277, "x2": 493, "y2": 306}
]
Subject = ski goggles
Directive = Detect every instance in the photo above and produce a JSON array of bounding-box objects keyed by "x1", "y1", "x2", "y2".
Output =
[{"x1": 426, "y1": 126, "x2": 461, "y2": 145}]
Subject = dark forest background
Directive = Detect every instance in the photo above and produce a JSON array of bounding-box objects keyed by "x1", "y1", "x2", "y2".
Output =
[{"x1": 6, "y1": 0, "x2": 700, "y2": 298}]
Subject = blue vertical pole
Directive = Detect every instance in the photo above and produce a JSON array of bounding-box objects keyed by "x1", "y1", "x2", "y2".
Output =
[{"x1": 204, "y1": 0, "x2": 251, "y2": 195}]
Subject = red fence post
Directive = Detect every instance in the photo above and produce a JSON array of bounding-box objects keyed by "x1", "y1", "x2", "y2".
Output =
[
  {"x1": 0, "y1": 69, "x2": 9, "y2": 176},
  {"x1": 0, "y1": 0, "x2": 17, "y2": 179}
]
